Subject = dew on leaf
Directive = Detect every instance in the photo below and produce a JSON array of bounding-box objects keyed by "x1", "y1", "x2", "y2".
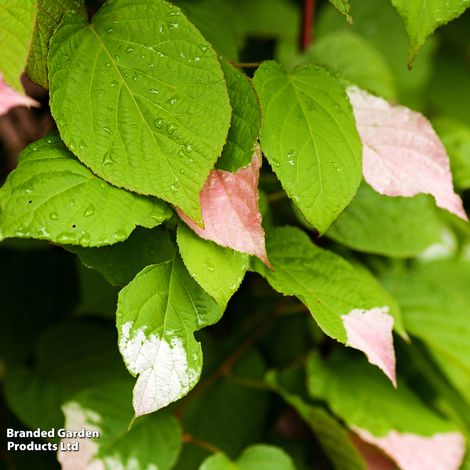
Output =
[
  {"x1": 84, "y1": 205, "x2": 95, "y2": 217},
  {"x1": 167, "y1": 123, "x2": 177, "y2": 135},
  {"x1": 126, "y1": 47, "x2": 134, "y2": 53},
  {"x1": 203, "y1": 261, "x2": 214, "y2": 273},
  {"x1": 149, "y1": 88, "x2": 159, "y2": 95},
  {"x1": 271, "y1": 158, "x2": 280, "y2": 167},
  {"x1": 49, "y1": 212, "x2": 59, "y2": 221},
  {"x1": 168, "y1": 96, "x2": 177, "y2": 105},
  {"x1": 103, "y1": 126, "x2": 113, "y2": 135},
  {"x1": 199, "y1": 44, "x2": 209, "y2": 53},
  {"x1": 113, "y1": 229, "x2": 127, "y2": 241},
  {"x1": 170, "y1": 183, "x2": 180, "y2": 192},
  {"x1": 154, "y1": 118, "x2": 164, "y2": 129}
]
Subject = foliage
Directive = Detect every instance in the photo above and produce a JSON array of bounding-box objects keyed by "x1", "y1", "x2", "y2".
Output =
[{"x1": 1, "y1": 0, "x2": 470, "y2": 468}]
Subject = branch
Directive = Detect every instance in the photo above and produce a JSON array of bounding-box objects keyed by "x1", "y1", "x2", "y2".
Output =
[{"x1": 300, "y1": 0, "x2": 316, "y2": 51}]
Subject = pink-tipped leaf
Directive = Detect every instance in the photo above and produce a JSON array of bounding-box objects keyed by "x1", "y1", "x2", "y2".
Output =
[
  {"x1": 347, "y1": 86, "x2": 467, "y2": 221},
  {"x1": 177, "y1": 145, "x2": 270, "y2": 266},
  {"x1": 0, "y1": 74, "x2": 39, "y2": 116},
  {"x1": 341, "y1": 307, "x2": 396, "y2": 386},
  {"x1": 354, "y1": 428, "x2": 466, "y2": 470}
]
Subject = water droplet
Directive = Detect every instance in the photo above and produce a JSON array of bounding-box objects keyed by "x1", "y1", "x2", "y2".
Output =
[
  {"x1": 49, "y1": 212, "x2": 59, "y2": 220},
  {"x1": 113, "y1": 229, "x2": 127, "y2": 241},
  {"x1": 105, "y1": 62, "x2": 111, "y2": 68},
  {"x1": 69, "y1": 143, "x2": 76, "y2": 152},
  {"x1": 168, "y1": 22, "x2": 179, "y2": 30},
  {"x1": 114, "y1": 54, "x2": 120, "y2": 61},
  {"x1": 79, "y1": 232, "x2": 91, "y2": 245},
  {"x1": 69, "y1": 198, "x2": 76, "y2": 207},
  {"x1": 179, "y1": 168, "x2": 185, "y2": 174},
  {"x1": 110, "y1": 80, "x2": 118, "y2": 87},
  {"x1": 84, "y1": 205, "x2": 95, "y2": 217},
  {"x1": 168, "y1": 96, "x2": 177, "y2": 105},
  {"x1": 199, "y1": 44, "x2": 209, "y2": 53},
  {"x1": 156, "y1": 51, "x2": 166, "y2": 58},
  {"x1": 203, "y1": 261, "x2": 214, "y2": 272},
  {"x1": 193, "y1": 56, "x2": 201, "y2": 63},
  {"x1": 167, "y1": 123, "x2": 177, "y2": 134},
  {"x1": 154, "y1": 118, "x2": 164, "y2": 129},
  {"x1": 271, "y1": 158, "x2": 280, "y2": 167},
  {"x1": 103, "y1": 126, "x2": 113, "y2": 135},
  {"x1": 126, "y1": 47, "x2": 134, "y2": 53},
  {"x1": 23, "y1": 188, "x2": 33, "y2": 195},
  {"x1": 149, "y1": 88, "x2": 159, "y2": 95},
  {"x1": 287, "y1": 150, "x2": 296, "y2": 166},
  {"x1": 107, "y1": 28, "x2": 114, "y2": 34},
  {"x1": 170, "y1": 182, "x2": 180, "y2": 192},
  {"x1": 46, "y1": 137, "x2": 53, "y2": 144},
  {"x1": 57, "y1": 232, "x2": 74, "y2": 243}
]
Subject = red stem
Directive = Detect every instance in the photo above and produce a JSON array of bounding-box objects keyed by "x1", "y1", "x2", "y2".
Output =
[{"x1": 300, "y1": 0, "x2": 315, "y2": 51}]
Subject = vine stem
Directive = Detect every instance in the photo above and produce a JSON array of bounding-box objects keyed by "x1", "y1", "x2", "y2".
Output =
[
  {"x1": 300, "y1": 0, "x2": 316, "y2": 51},
  {"x1": 183, "y1": 433, "x2": 223, "y2": 454}
]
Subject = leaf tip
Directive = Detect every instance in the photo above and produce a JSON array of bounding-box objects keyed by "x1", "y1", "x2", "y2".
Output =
[{"x1": 342, "y1": 306, "x2": 396, "y2": 385}]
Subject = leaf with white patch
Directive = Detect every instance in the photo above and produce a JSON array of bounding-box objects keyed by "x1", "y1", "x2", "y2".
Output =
[
  {"x1": 199, "y1": 445, "x2": 295, "y2": 470},
  {"x1": 253, "y1": 226, "x2": 403, "y2": 383},
  {"x1": 347, "y1": 86, "x2": 467, "y2": 221},
  {"x1": 177, "y1": 223, "x2": 249, "y2": 308},
  {"x1": 307, "y1": 353, "x2": 466, "y2": 470},
  {"x1": 0, "y1": 134, "x2": 171, "y2": 247},
  {"x1": 116, "y1": 253, "x2": 221, "y2": 416},
  {"x1": 390, "y1": 0, "x2": 470, "y2": 64},
  {"x1": 253, "y1": 61, "x2": 362, "y2": 234},
  {"x1": 48, "y1": 0, "x2": 231, "y2": 223},
  {"x1": 58, "y1": 381, "x2": 182, "y2": 470},
  {"x1": 177, "y1": 146, "x2": 270, "y2": 266}
]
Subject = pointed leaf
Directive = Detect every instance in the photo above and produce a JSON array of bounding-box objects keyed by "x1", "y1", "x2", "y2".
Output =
[
  {"x1": 326, "y1": 183, "x2": 441, "y2": 257},
  {"x1": 177, "y1": 147, "x2": 269, "y2": 265},
  {"x1": 67, "y1": 227, "x2": 175, "y2": 286},
  {"x1": 26, "y1": 0, "x2": 87, "y2": 88},
  {"x1": 253, "y1": 226, "x2": 403, "y2": 382},
  {"x1": 58, "y1": 381, "x2": 182, "y2": 470},
  {"x1": 0, "y1": 134, "x2": 171, "y2": 247},
  {"x1": 199, "y1": 445, "x2": 295, "y2": 470},
  {"x1": 0, "y1": 0, "x2": 37, "y2": 90},
  {"x1": 116, "y1": 254, "x2": 221, "y2": 416},
  {"x1": 328, "y1": 0, "x2": 352, "y2": 24},
  {"x1": 307, "y1": 353, "x2": 466, "y2": 470},
  {"x1": 390, "y1": 0, "x2": 470, "y2": 64},
  {"x1": 48, "y1": 0, "x2": 231, "y2": 222},
  {"x1": 177, "y1": 223, "x2": 249, "y2": 308},
  {"x1": 216, "y1": 61, "x2": 261, "y2": 172},
  {"x1": 0, "y1": 74, "x2": 39, "y2": 116},
  {"x1": 348, "y1": 86, "x2": 467, "y2": 221},
  {"x1": 253, "y1": 61, "x2": 362, "y2": 233}
]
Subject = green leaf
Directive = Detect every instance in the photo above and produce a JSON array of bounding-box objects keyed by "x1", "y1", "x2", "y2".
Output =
[
  {"x1": 253, "y1": 226, "x2": 404, "y2": 343},
  {"x1": 177, "y1": 223, "x2": 249, "y2": 308},
  {"x1": 0, "y1": 0, "x2": 37, "y2": 90},
  {"x1": 231, "y1": 0, "x2": 300, "y2": 38},
  {"x1": 390, "y1": 0, "x2": 470, "y2": 64},
  {"x1": 26, "y1": 0, "x2": 86, "y2": 88},
  {"x1": 4, "y1": 320, "x2": 128, "y2": 430},
  {"x1": 199, "y1": 445, "x2": 295, "y2": 470},
  {"x1": 326, "y1": 184, "x2": 441, "y2": 257},
  {"x1": 253, "y1": 61, "x2": 362, "y2": 234},
  {"x1": 328, "y1": 0, "x2": 352, "y2": 23},
  {"x1": 267, "y1": 368, "x2": 366, "y2": 470},
  {"x1": 306, "y1": 31, "x2": 396, "y2": 100},
  {"x1": 216, "y1": 62, "x2": 261, "y2": 172},
  {"x1": 177, "y1": 0, "x2": 242, "y2": 60},
  {"x1": 433, "y1": 116, "x2": 470, "y2": 191},
  {"x1": 59, "y1": 381, "x2": 182, "y2": 469},
  {"x1": 382, "y1": 260, "x2": 470, "y2": 392},
  {"x1": 316, "y1": 0, "x2": 436, "y2": 109},
  {"x1": 307, "y1": 352, "x2": 459, "y2": 436},
  {"x1": 48, "y1": 0, "x2": 231, "y2": 223},
  {"x1": 116, "y1": 253, "x2": 221, "y2": 416},
  {"x1": 68, "y1": 227, "x2": 176, "y2": 286},
  {"x1": 0, "y1": 133, "x2": 171, "y2": 247}
]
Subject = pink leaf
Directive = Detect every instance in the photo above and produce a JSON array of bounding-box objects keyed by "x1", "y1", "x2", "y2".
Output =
[
  {"x1": 347, "y1": 86, "x2": 467, "y2": 221},
  {"x1": 177, "y1": 145, "x2": 271, "y2": 266},
  {"x1": 0, "y1": 74, "x2": 39, "y2": 116},
  {"x1": 354, "y1": 428, "x2": 466, "y2": 470},
  {"x1": 350, "y1": 432, "x2": 396, "y2": 470},
  {"x1": 341, "y1": 307, "x2": 396, "y2": 385}
]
